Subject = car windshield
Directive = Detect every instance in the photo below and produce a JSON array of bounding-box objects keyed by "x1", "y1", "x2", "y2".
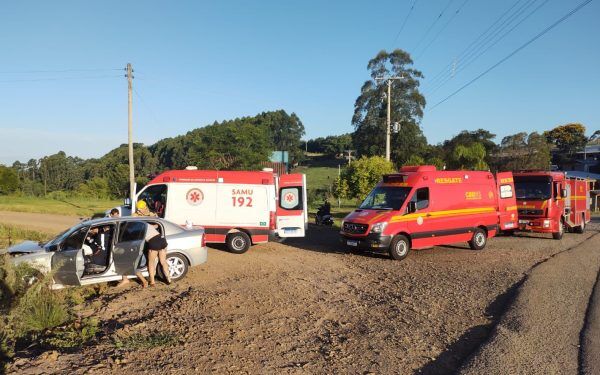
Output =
[
  {"x1": 359, "y1": 186, "x2": 412, "y2": 210},
  {"x1": 41, "y1": 225, "x2": 82, "y2": 248},
  {"x1": 514, "y1": 176, "x2": 552, "y2": 200}
]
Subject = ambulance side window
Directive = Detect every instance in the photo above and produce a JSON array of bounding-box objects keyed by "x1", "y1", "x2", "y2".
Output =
[
  {"x1": 280, "y1": 187, "x2": 303, "y2": 210},
  {"x1": 411, "y1": 188, "x2": 429, "y2": 210},
  {"x1": 500, "y1": 185, "x2": 513, "y2": 199}
]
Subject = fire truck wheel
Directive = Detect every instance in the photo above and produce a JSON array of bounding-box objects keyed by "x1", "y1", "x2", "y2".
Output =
[
  {"x1": 469, "y1": 228, "x2": 487, "y2": 250},
  {"x1": 552, "y1": 220, "x2": 564, "y2": 240},
  {"x1": 575, "y1": 214, "x2": 586, "y2": 234},
  {"x1": 389, "y1": 235, "x2": 411, "y2": 260},
  {"x1": 227, "y1": 232, "x2": 251, "y2": 254}
]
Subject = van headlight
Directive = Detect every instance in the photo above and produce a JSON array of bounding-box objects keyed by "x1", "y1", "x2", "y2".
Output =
[{"x1": 370, "y1": 222, "x2": 388, "y2": 233}]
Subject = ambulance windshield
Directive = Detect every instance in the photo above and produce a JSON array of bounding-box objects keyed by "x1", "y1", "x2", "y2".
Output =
[
  {"x1": 359, "y1": 186, "x2": 412, "y2": 211},
  {"x1": 514, "y1": 176, "x2": 552, "y2": 200}
]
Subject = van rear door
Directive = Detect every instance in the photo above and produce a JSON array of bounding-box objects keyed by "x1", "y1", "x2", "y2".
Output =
[
  {"x1": 496, "y1": 172, "x2": 518, "y2": 230},
  {"x1": 276, "y1": 173, "x2": 307, "y2": 237}
]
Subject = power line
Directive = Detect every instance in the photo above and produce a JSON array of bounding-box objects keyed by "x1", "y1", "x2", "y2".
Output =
[
  {"x1": 391, "y1": 0, "x2": 420, "y2": 48},
  {"x1": 0, "y1": 68, "x2": 122, "y2": 74},
  {"x1": 412, "y1": 0, "x2": 455, "y2": 54},
  {"x1": 415, "y1": 0, "x2": 471, "y2": 61},
  {"x1": 426, "y1": 0, "x2": 550, "y2": 96},
  {"x1": 428, "y1": 0, "x2": 593, "y2": 111},
  {"x1": 0, "y1": 75, "x2": 122, "y2": 84}
]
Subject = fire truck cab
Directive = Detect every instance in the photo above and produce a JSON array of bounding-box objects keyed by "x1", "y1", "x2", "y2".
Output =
[
  {"x1": 340, "y1": 166, "x2": 518, "y2": 260},
  {"x1": 113, "y1": 168, "x2": 308, "y2": 253},
  {"x1": 514, "y1": 171, "x2": 591, "y2": 239}
]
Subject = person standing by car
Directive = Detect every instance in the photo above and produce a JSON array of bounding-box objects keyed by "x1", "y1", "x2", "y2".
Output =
[
  {"x1": 134, "y1": 200, "x2": 156, "y2": 217},
  {"x1": 146, "y1": 222, "x2": 170, "y2": 286}
]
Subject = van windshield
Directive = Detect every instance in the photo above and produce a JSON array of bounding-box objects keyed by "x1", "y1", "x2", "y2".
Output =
[
  {"x1": 359, "y1": 186, "x2": 412, "y2": 210},
  {"x1": 514, "y1": 176, "x2": 552, "y2": 200}
]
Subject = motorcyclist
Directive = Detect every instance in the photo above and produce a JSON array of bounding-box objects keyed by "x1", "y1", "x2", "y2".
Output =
[{"x1": 318, "y1": 199, "x2": 331, "y2": 216}]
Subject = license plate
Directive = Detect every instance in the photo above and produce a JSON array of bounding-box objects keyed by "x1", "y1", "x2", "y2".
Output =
[
  {"x1": 347, "y1": 240, "x2": 358, "y2": 247},
  {"x1": 284, "y1": 228, "x2": 296, "y2": 234},
  {"x1": 504, "y1": 222, "x2": 515, "y2": 229},
  {"x1": 519, "y1": 220, "x2": 528, "y2": 224}
]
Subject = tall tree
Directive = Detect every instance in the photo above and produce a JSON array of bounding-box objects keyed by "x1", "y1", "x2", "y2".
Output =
[
  {"x1": 255, "y1": 110, "x2": 305, "y2": 164},
  {"x1": 0, "y1": 165, "x2": 18, "y2": 194},
  {"x1": 452, "y1": 143, "x2": 488, "y2": 170},
  {"x1": 441, "y1": 129, "x2": 497, "y2": 168},
  {"x1": 494, "y1": 132, "x2": 551, "y2": 171},
  {"x1": 544, "y1": 123, "x2": 587, "y2": 166},
  {"x1": 352, "y1": 49, "x2": 427, "y2": 165}
]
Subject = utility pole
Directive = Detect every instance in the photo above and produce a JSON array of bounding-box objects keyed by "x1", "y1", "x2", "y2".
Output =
[
  {"x1": 375, "y1": 75, "x2": 404, "y2": 161},
  {"x1": 126, "y1": 63, "x2": 135, "y2": 206}
]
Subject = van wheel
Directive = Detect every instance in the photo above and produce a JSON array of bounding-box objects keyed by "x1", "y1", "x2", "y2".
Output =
[
  {"x1": 227, "y1": 232, "x2": 251, "y2": 254},
  {"x1": 469, "y1": 228, "x2": 487, "y2": 250},
  {"x1": 389, "y1": 235, "x2": 411, "y2": 260},
  {"x1": 575, "y1": 214, "x2": 586, "y2": 234},
  {"x1": 552, "y1": 219, "x2": 564, "y2": 240}
]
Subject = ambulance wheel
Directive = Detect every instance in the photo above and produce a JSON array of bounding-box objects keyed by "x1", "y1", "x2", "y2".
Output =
[
  {"x1": 552, "y1": 219, "x2": 564, "y2": 240},
  {"x1": 575, "y1": 214, "x2": 586, "y2": 234},
  {"x1": 389, "y1": 235, "x2": 410, "y2": 260},
  {"x1": 226, "y1": 232, "x2": 251, "y2": 254},
  {"x1": 469, "y1": 228, "x2": 487, "y2": 250}
]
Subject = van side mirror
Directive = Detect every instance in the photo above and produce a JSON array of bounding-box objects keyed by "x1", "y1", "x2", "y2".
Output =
[
  {"x1": 124, "y1": 197, "x2": 131, "y2": 207},
  {"x1": 407, "y1": 201, "x2": 417, "y2": 213}
]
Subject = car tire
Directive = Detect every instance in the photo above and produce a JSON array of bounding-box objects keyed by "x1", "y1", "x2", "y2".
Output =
[
  {"x1": 227, "y1": 232, "x2": 251, "y2": 254},
  {"x1": 389, "y1": 235, "x2": 411, "y2": 260},
  {"x1": 469, "y1": 228, "x2": 487, "y2": 250},
  {"x1": 575, "y1": 214, "x2": 585, "y2": 234},
  {"x1": 552, "y1": 219, "x2": 564, "y2": 240},
  {"x1": 157, "y1": 253, "x2": 188, "y2": 282}
]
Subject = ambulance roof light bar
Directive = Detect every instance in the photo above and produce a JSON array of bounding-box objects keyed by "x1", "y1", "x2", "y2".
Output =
[
  {"x1": 185, "y1": 166, "x2": 198, "y2": 170},
  {"x1": 399, "y1": 165, "x2": 437, "y2": 173}
]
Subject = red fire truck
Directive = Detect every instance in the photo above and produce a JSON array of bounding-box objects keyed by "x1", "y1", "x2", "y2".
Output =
[
  {"x1": 340, "y1": 166, "x2": 518, "y2": 260},
  {"x1": 513, "y1": 171, "x2": 591, "y2": 239},
  {"x1": 114, "y1": 168, "x2": 307, "y2": 253}
]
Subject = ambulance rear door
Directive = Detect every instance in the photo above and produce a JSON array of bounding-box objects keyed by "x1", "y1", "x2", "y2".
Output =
[
  {"x1": 276, "y1": 173, "x2": 307, "y2": 237},
  {"x1": 496, "y1": 172, "x2": 518, "y2": 230}
]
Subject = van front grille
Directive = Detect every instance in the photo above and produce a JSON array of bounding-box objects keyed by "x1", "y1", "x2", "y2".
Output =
[{"x1": 343, "y1": 222, "x2": 368, "y2": 235}]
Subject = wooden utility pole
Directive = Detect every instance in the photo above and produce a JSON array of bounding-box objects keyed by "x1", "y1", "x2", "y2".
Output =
[{"x1": 126, "y1": 63, "x2": 135, "y2": 205}]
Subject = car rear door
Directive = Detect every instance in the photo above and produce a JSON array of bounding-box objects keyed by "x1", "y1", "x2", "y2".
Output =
[
  {"x1": 51, "y1": 226, "x2": 88, "y2": 286},
  {"x1": 276, "y1": 173, "x2": 307, "y2": 237},
  {"x1": 496, "y1": 172, "x2": 518, "y2": 230},
  {"x1": 113, "y1": 221, "x2": 147, "y2": 275}
]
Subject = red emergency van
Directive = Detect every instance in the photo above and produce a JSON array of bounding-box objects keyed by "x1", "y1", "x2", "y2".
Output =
[
  {"x1": 340, "y1": 166, "x2": 518, "y2": 260},
  {"x1": 115, "y1": 168, "x2": 307, "y2": 254},
  {"x1": 513, "y1": 171, "x2": 591, "y2": 239}
]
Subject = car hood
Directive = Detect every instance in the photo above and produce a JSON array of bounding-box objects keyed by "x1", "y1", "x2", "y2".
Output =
[
  {"x1": 7, "y1": 240, "x2": 46, "y2": 255},
  {"x1": 343, "y1": 209, "x2": 393, "y2": 224}
]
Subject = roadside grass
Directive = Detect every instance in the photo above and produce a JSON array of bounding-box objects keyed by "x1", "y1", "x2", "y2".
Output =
[
  {"x1": 0, "y1": 195, "x2": 120, "y2": 217},
  {"x1": 0, "y1": 224, "x2": 54, "y2": 249},
  {"x1": 113, "y1": 332, "x2": 178, "y2": 350}
]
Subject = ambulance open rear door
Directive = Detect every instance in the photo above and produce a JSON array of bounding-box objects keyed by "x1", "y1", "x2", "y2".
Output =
[{"x1": 276, "y1": 173, "x2": 307, "y2": 238}]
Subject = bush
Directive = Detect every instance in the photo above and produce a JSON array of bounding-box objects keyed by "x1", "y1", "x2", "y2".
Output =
[
  {"x1": 114, "y1": 331, "x2": 178, "y2": 350},
  {"x1": 338, "y1": 156, "x2": 395, "y2": 200}
]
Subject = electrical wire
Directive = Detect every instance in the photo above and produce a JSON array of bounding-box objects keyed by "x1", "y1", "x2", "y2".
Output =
[
  {"x1": 412, "y1": 0, "x2": 456, "y2": 54},
  {"x1": 391, "y1": 0, "x2": 420, "y2": 48},
  {"x1": 0, "y1": 68, "x2": 122, "y2": 74},
  {"x1": 428, "y1": 0, "x2": 593, "y2": 111},
  {"x1": 0, "y1": 75, "x2": 123, "y2": 84}
]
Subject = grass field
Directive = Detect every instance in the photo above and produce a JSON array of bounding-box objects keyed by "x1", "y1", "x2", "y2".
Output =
[
  {"x1": 0, "y1": 196, "x2": 120, "y2": 217},
  {"x1": 0, "y1": 223, "x2": 53, "y2": 248}
]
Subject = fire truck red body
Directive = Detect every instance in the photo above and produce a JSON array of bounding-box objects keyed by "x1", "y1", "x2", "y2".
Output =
[
  {"x1": 117, "y1": 169, "x2": 307, "y2": 253},
  {"x1": 340, "y1": 166, "x2": 518, "y2": 260},
  {"x1": 514, "y1": 171, "x2": 591, "y2": 239}
]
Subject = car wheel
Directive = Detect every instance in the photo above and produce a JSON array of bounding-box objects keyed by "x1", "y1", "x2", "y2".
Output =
[
  {"x1": 389, "y1": 235, "x2": 411, "y2": 260},
  {"x1": 163, "y1": 253, "x2": 188, "y2": 281},
  {"x1": 575, "y1": 214, "x2": 585, "y2": 234},
  {"x1": 552, "y1": 219, "x2": 564, "y2": 240},
  {"x1": 469, "y1": 228, "x2": 487, "y2": 250},
  {"x1": 226, "y1": 232, "x2": 251, "y2": 254}
]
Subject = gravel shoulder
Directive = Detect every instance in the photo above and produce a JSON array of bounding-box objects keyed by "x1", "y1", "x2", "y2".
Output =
[
  {"x1": 581, "y1": 262, "x2": 600, "y2": 374},
  {"x1": 4, "y1": 218, "x2": 600, "y2": 374},
  {"x1": 460, "y1": 230, "x2": 600, "y2": 374}
]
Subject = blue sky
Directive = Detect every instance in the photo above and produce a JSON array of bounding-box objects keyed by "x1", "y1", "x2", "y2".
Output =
[{"x1": 1, "y1": 0, "x2": 598, "y2": 164}]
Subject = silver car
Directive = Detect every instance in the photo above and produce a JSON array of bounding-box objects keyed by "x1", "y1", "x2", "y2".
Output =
[{"x1": 6, "y1": 217, "x2": 207, "y2": 289}]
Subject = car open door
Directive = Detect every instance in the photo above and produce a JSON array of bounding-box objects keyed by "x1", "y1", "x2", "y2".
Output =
[
  {"x1": 276, "y1": 173, "x2": 307, "y2": 238},
  {"x1": 496, "y1": 172, "x2": 518, "y2": 231},
  {"x1": 51, "y1": 226, "x2": 88, "y2": 286},
  {"x1": 114, "y1": 221, "x2": 147, "y2": 275}
]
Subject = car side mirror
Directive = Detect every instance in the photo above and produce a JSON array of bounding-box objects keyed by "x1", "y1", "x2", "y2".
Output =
[
  {"x1": 124, "y1": 197, "x2": 131, "y2": 207},
  {"x1": 407, "y1": 201, "x2": 417, "y2": 214}
]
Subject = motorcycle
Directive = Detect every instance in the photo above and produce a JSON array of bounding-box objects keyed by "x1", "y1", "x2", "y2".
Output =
[{"x1": 315, "y1": 203, "x2": 334, "y2": 226}]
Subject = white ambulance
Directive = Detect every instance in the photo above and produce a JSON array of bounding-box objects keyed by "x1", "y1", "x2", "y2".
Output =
[{"x1": 114, "y1": 167, "x2": 307, "y2": 254}]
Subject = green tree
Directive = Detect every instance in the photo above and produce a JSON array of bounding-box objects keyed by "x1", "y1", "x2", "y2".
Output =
[
  {"x1": 352, "y1": 49, "x2": 427, "y2": 165},
  {"x1": 544, "y1": 123, "x2": 587, "y2": 160},
  {"x1": 441, "y1": 129, "x2": 497, "y2": 169},
  {"x1": 0, "y1": 165, "x2": 18, "y2": 194},
  {"x1": 339, "y1": 156, "x2": 395, "y2": 200},
  {"x1": 495, "y1": 132, "x2": 550, "y2": 171},
  {"x1": 403, "y1": 155, "x2": 425, "y2": 166},
  {"x1": 255, "y1": 110, "x2": 305, "y2": 164},
  {"x1": 452, "y1": 143, "x2": 488, "y2": 170}
]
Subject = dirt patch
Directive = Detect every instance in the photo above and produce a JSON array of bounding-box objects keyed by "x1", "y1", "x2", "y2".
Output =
[
  {"x1": 5, "y1": 221, "x2": 600, "y2": 374},
  {"x1": 0, "y1": 211, "x2": 81, "y2": 235}
]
